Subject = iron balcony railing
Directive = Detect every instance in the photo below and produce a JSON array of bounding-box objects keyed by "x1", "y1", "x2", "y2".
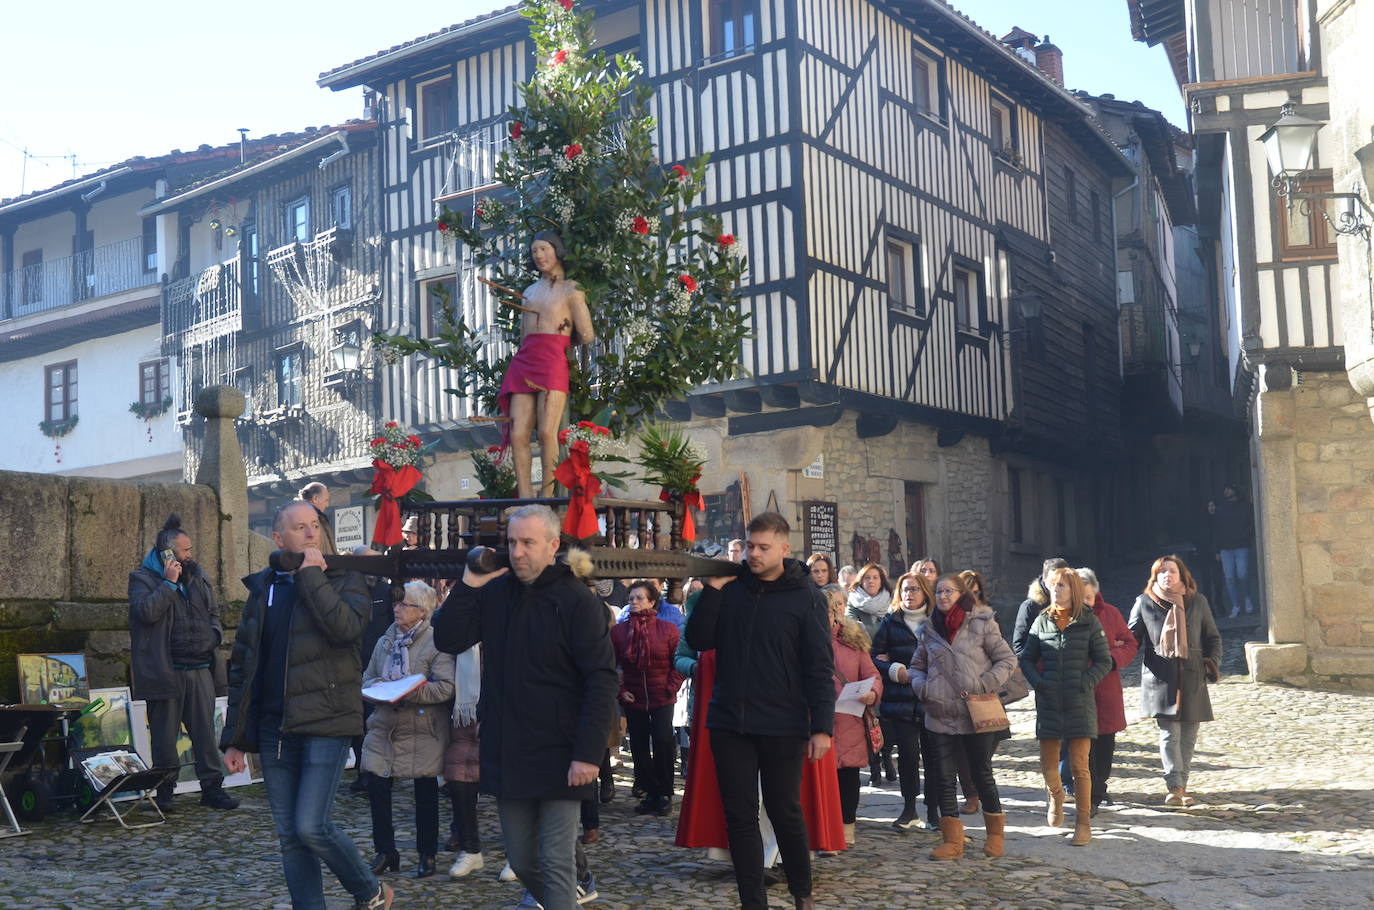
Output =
[{"x1": 1, "y1": 236, "x2": 155, "y2": 320}]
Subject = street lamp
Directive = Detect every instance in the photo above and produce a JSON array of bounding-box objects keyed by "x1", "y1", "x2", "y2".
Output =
[
  {"x1": 1257, "y1": 103, "x2": 1323, "y2": 202},
  {"x1": 329, "y1": 334, "x2": 362, "y2": 372}
]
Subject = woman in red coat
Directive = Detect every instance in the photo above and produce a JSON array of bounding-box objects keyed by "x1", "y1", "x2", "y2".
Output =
[
  {"x1": 611, "y1": 580, "x2": 682, "y2": 816},
  {"x1": 1076, "y1": 567, "x2": 1138, "y2": 815},
  {"x1": 825, "y1": 590, "x2": 882, "y2": 847}
]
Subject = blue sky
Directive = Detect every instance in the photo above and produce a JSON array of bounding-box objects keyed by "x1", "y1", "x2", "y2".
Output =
[{"x1": 0, "y1": 0, "x2": 1184, "y2": 202}]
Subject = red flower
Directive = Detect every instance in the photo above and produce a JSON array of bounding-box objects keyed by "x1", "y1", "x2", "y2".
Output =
[
  {"x1": 571, "y1": 439, "x2": 590, "y2": 454},
  {"x1": 565, "y1": 143, "x2": 583, "y2": 160},
  {"x1": 370, "y1": 437, "x2": 386, "y2": 447},
  {"x1": 385, "y1": 421, "x2": 398, "y2": 428},
  {"x1": 437, "y1": 219, "x2": 449, "y2": 232},
  {"x1": 510, "y1": 120, "x2": 523, "y2": 139},
  {"x1": 553, "y1": 49, "x2": 569, "y2": 65},
  {"x1": 717, "y1": 233, "x2": 736, "y2": 246},
  {"x1": 407, "y1": 435, "x2": 422, "y2": 446},
  {"x1": 678, "y1": 274, "x2": 698, "y2": 292},
  {"x1": 390, "y1": 441, "x2": 407, "y2": 448},
  {"x1": 558, "y1": 428, "x2": 572, "y2": 444},
  {"x1": 557, "y1": 0, "x2": 573, "y2": 9},
  {"x1": 594, "y1": 426, "x2": 611, "y2": 436},
  {"x1": 631, "y1": 216, "x2": 650, "y2": 235},
  {"x1": 671, "y1": 164, "x2": 688, "y2": 180},
  {"x1": 578, "y1": 420, "x2": 594, "y2": 429}
]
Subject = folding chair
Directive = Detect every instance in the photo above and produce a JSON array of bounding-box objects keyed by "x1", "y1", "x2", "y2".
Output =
[
  {"x1": 78, "y1": 766, "x2": 179, "y2": 830},
  {"x1": 0, "y1": 725, "x2": 29, "y2": 839}
]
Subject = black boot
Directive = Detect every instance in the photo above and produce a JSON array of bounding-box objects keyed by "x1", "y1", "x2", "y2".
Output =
[
  {"x1": 154, "y1": 785, "x2": 175, "y2": 813},
  {"x1": 369, "y1": 851, "x2": 399, "y2": 875},
  {"x1": 199, "y1": 781, "x2": 239, "y2": 810},
  {"x1": 415, "y1": 854, "x2": 436, "y2": 878},
  {"x1": 599, "y1": 771, "x2": 614, "y2": 804}
]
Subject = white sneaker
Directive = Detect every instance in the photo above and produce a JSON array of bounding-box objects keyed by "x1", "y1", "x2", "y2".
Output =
[
  {"x1": 449, "y1": 852, "x2": 484, "y2": 879},
  {"x1": 499, "y1": 861, "x2": 518, "y2": 882}
]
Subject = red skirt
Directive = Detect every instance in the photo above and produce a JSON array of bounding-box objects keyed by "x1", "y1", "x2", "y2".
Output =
[{"x1": 675, "y1": 650, "x2": 846, "y2": 852}]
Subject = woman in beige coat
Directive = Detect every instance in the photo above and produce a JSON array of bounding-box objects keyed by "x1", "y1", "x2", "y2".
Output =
[{"x1": 361, "y1": 580, "x2": 455, "y2": 879}]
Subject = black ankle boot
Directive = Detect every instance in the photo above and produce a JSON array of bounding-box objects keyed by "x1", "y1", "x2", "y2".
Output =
[
  {"x1": 369, "y1": 851, "x2": 399, "y2": 874},
  {"x1": 415, "y1": 854, "x2": 436, "y2": 878}
]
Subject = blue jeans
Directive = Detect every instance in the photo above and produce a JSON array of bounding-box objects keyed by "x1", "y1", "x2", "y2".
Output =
[
  {"x1": 258, "y1": 722, "x2": 379, "y2": 909},
  {"x1": 1219, "y1": 547, "x2": 1255, "y2": 614},
  {"x1": 498, "y1": 798, "x2": 580, "y2": 910}
]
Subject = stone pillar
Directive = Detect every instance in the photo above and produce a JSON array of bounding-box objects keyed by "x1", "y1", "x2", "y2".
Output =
[
  {"x1": 1247, "y1": 367, "x2": 1309, "y2": 681},
  {"x1": 194, "y1": 385, "x2": 248, "y2": 601}
]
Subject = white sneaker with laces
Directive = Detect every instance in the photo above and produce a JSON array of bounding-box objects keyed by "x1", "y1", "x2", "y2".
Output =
[{"x1": 449, "y1": 852, "x2": 484, "y2": 879}]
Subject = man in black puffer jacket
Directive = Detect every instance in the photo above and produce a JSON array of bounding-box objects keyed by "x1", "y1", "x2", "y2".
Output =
[
  {"x1": 687, "y1": 512, "x2": 834, "y2": 910},
  {"x1": 220, "y1": 501, "x2": 392, "y2": 910}
]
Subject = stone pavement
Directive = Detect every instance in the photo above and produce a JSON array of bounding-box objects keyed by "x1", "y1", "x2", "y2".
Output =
[{"x1": 2, "y1": 616, "x2": 1370, "y2": 910}]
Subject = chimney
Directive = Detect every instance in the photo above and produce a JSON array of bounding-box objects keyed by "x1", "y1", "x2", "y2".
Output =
[{"x1": 1035, "y1": 36, "x2": 1064, "y2": 86}]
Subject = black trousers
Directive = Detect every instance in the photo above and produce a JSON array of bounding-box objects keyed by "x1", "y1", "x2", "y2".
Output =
[
  {"x1": 369, "y1": 775, "x2": 439, "y2": 856},
  {"x1": 836, "y1": 766, "x2": 861, "y2": 825},
  {"x1": 929, "y1": 731, "x2": 1002, "y2": 816},
  {"x1": 887, "y1": 717, "x2": 937, "y2": 815},
  {"x1": 711, "y1": 730, "x2": 812, "y2": 910},
  {"x1": 626, "y1": 706, "x2": 676, "y2": 800},
  {"x1": 446, "y1": 781, "x2": 481, "y2": 854},
  {"x1": 146, "y1": 666, "x2": 224, "y2": 788}
]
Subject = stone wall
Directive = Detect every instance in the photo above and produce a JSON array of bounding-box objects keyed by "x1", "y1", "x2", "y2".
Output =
[{"x1": 1247, "y1": 369, "x2": 1374, "y2": 689}]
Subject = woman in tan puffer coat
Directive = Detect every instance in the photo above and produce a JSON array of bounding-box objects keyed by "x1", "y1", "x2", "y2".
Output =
[{"x1": 361, "y1": 580, "x2": 455, "y2": 879}]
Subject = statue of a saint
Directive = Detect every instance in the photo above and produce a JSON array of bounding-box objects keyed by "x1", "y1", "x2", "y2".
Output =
[{"x1": 495, "y1": 231, "x2": 594, "y2": 498}]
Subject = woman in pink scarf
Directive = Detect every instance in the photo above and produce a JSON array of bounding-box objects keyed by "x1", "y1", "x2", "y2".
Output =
[{"x1": 1128, "y1": 555, "x2": 1222, "y2": 807}]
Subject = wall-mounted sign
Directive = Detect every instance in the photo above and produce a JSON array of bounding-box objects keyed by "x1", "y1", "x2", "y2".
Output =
[
  {"x1": 802, "y1": 500, "x2": 838, "y2": 560},
  {"x1": 803, "y1": 454, "x2": 825, "y2": 479},
  {"x1": 334, "y1": 506, "x2": 366, "y2": 551}
]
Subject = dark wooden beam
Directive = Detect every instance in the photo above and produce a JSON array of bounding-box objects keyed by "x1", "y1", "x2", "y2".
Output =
[
  {"x1": 759, "y1": 384, "x2": 800, "y2": 409},
  {"x1": 856, "y1": 414, "x2": 898, "y2": 439},
  {"x1": 723, "y1": 389, "x2": 762, "y2": 413},
  {"x1": 798, "y1": 381, "x2": 839, "y2": 404},
  {"x1": 937, "y1": 428, "x2": 966, "y2": 448},
  {"x1": 660, "y1": 399, "x2": 692, "y2": 422},
  {"x1": 728, "y1": 403, "x2": 843, "y2": 436},
  {"x1": 688, "y1": 393, "x2": 726, "y2": 418}
]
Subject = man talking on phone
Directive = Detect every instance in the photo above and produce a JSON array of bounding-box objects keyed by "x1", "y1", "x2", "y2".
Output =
[
  {"x1": 128, "y1": 513, "x2": 237, "y2": 812},
  {"x1": 686, "y1": 512, "x2": 834, "y2": 910}
]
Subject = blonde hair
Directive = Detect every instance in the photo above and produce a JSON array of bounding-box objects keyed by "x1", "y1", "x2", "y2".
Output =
[
  {"x1": 1046, "y1": 568, "x2": 1086, "y2": 621},
  {"x1": 825, "y1": 590, "x2": 872, "y2": 650}
]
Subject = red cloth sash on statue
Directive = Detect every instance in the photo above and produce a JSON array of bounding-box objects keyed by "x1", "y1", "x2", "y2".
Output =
[
  {"x1": 554, "y1": 442, "x2": 601, "y2": 539},
  {"x1": 660, "y1": 477, "x2": 704, "y2": 542},
  {"x1": 370, "y1": 459, "x2": 421, "y2": 547},
  {"x1": 675, "y1": 650, "x2": 846, "y2": 852},
  {"x1": 497, "y1": 333, "x2": 572, "y2": 448}
]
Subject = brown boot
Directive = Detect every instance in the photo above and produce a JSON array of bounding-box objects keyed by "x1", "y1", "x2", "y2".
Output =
[
  {"x1": 930, "y1": 817, "x2": 965, "y2": 860},
  {"x1": 982, "y1": 812, "x2": 1005, "y2": 858},
  {"x1": 1046, "y1": 787, "x2": 1065, "y2": 827},
  {"x1": 794, "y1": 897, "x2": 816, "y2": 910},
  {"x1": 1071, "y1": 790, "x2": 1092, "y2": 846}
]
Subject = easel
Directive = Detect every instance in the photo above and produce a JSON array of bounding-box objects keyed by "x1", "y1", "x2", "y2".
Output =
[
  {"x1": 0, "y1": 726, "x2": 28, "y2": 838},
  {"x1": 78, "y1": 766, "x2": 179, "y2": 830}
]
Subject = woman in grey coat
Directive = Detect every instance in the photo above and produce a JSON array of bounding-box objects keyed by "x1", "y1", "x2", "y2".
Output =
[
  {"x1": 910, "y1": 573, "x2": 1017, "y2": 861},
  {"x1": 1128, "y1": 555, "x2": 1222, "y2": 808},
  {"x1": 362, "y1": 581, "x2": 455, "y2": 878}
]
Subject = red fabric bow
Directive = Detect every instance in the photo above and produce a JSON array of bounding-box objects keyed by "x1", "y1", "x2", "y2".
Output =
[
  {"x1": 659, "y1": 474, "x2": 704, "y2": 542},
  {"x1": 369, "y1": 459, "x2": 422, "y2": 546},
  {"x1": 555, "y1": 443, "x2": 601, "y2": 539}
]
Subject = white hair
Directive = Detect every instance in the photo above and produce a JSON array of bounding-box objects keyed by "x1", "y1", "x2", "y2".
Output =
[
  {"x1": 404, "y1": 580, "x2": 438, "y2": 618},
  {"x1": 1075, "y1": 567, "x2": 1099, "y2": 591},
  {"x1": 508, "y1": 504, "x2": 561, "y2": 541}
]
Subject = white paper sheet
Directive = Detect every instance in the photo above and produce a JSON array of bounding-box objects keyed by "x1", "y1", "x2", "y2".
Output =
[
  {"x1": 361, "y1": 673, "x2": 428, "y2": 704},
  {"x1": 834, "y1": 676, "x2": 876, "y2": 717}
]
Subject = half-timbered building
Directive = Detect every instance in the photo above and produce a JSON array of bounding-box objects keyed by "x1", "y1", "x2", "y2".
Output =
[
  {"x1": 142, "y1": 121, "x2": 384, "y2": 537},
  {"x1": 1132, "y1": 0, "x2": 1374, "y2": 685},
  {"x1": 319, "y1": 0, "x2": 1134, "y2": 600}
]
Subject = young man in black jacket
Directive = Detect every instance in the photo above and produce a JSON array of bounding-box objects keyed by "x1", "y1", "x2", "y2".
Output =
[
  {"x1": 432, "y1": 504, "x2": 617, "y2": 910},
  {"x1": 686, "y1": 512, "x2": 834, "y2": 910}
]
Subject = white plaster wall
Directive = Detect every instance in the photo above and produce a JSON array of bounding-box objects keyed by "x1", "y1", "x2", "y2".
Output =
[{"x1": 0, "y1": 323, "x2": 182, "y2": 476}]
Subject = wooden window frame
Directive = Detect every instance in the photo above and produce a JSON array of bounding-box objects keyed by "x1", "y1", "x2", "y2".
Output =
[
  {"x1": 285, "y1": 197, "x2": 310, "y2": 245},
  {"x1": 329, "y1": 183, "x2": 352, "y2": 230},
  {"x1": 416, "y1": 74, "x2": 457, "y2": 143},
  {"x1": 1275, "y1": 173, "x2": 1338, "y2": 261},
  {"x1": 951, "y1": 259, "x2": 985, "y2": 335},
  {"x1": 142, "y1": 217, "x2": 158, "y2": 273},
  {"x1": 913, "y1": 45, "x2": 946, "y2": 123},
  {"x1": 275, "y1": 346, "x2": 305, "y2": 408},
  {"x1": 989, "y1": 91, "x2": 1019, "y2": 162},
  {"x1": 884, "y1": 228, "x2": 924, "y2": 317},
  {"x1": 45, "y1": 360, "x2": 77, "y2": 423},
  {"x1": 708, "y1": 0, "x2": 758, "y2": 61},
  {"x1": 422, "y1": 276, "x2": 458, "y2": 338},
  {"x1": 139, "y1": 359, "x2": 171, "y2": 407}
]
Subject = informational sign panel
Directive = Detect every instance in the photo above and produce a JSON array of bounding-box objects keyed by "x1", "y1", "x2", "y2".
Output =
[
  {"x1": 802, "y1": 501, "x2": 838, "y2": 560},
  {"x1": 803, "y1": 454, "x2": 825, "y2": 479},
  {"x1": 334, "y1": 506, "x2": 366, "y2": 551}
]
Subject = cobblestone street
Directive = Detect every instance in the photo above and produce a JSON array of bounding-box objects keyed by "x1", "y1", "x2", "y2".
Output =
[{"x1": 2, "y1": 617, "x2": 1370, "y2": 910}]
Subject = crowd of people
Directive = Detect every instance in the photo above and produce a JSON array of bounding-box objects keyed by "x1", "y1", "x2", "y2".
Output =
[{"x1": 132, "y1": 486, "x2": 1228, "y2": 910}]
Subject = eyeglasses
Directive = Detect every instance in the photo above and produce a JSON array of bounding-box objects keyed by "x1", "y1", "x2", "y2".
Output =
[{"x1": 398, "y1": 601, "x2": 425, "y2": 610}]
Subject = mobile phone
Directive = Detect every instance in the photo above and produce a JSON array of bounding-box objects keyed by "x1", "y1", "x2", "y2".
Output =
[{"x1": 159, "y1": 548, "x2": 176, "y2": 566}]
